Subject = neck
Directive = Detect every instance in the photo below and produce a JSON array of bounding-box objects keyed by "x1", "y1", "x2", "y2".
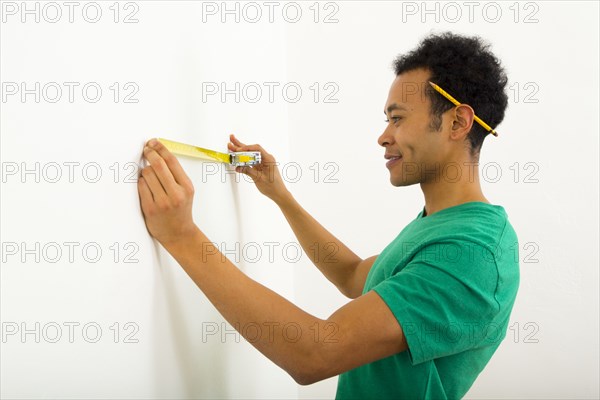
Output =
[{"x1": 420, "y1": 161, "x2": 489, "y2": 217}]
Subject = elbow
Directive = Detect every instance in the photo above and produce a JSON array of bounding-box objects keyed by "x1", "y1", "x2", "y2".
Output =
[
  {"x1": 290, "y1": 368, "x2": 324, "y2": 386},
  {"x1": 337, "y1": 266, "x2": 364, "y2": 299},
  {"x1": 288, "y1": 344, "x2": 331, "y2": 386},
  {"x1": 336, "y1": 282, "x2": 360, "y2": 299},
  {"x1": 291, "y1": 372, "x2": 311, "y2": 386},
  {"x1": 339, "y1": 287, "x2": 361, "y2": 300}
]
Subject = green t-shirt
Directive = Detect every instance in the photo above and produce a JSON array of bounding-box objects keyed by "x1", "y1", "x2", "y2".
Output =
[{"x1": 336, "y1": 201, "x2": 520, "y2": 400}]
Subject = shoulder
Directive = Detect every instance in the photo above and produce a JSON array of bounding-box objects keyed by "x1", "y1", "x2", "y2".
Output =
[{"x1": 417, "y1": 202, "x2": 515, "y2": 256}]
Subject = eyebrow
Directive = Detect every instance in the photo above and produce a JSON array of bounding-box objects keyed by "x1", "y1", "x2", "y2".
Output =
[{"x1": 384, "y1": 103, "x2": 408, "y2": 115}]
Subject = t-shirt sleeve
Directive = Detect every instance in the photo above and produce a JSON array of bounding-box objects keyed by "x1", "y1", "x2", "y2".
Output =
[{"x1": 371, "y1": 239, "x2": 502, "y2": 365}]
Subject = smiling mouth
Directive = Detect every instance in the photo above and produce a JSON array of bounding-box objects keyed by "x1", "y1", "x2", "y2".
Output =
[{"x1": 386, "y1": 156, "x2": 402, "y2": 168}]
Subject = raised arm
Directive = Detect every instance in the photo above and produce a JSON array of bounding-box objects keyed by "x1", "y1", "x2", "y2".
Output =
[
  {"x1": 228, "y1": 135, "x2": 376, "y2": 298},
  {"x1": 138, "y1": 138, "x2": 407, "y2": 384}
]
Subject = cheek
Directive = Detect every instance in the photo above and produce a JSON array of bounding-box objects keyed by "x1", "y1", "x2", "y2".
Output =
[
  {"x1": 421, "y1": 137, "x2": 446, "y2": 162},
  {"x1": 393, "y1": 121, "x2": 420, "y2": 151},
  {"x1": 405, "y1": 135, "x2": 434, "y2": 161}
]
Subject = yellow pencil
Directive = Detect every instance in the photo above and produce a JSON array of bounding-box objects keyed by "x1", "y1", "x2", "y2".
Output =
[{"x1": 428, "y1": 81, "x2": 498, "y2": 137}]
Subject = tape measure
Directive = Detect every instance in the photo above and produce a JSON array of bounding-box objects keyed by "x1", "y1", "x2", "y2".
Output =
[{"x1": 157, "y1": 138, "x2": 261, "y2": 167}]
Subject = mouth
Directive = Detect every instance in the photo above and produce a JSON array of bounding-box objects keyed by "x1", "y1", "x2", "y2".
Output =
[{"x1": 385, "y1": 154, "x2": 403, "y2": 168}]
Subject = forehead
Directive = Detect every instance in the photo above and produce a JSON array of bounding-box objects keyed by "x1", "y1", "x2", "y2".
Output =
[{"x1": 385, "y1": 68, "x2": 431, "y2": 111}]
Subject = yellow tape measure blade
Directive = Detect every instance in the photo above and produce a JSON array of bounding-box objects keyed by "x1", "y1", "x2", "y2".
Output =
[{"x1": 157, "y1": 138, "x2": 230, "y2": 163}]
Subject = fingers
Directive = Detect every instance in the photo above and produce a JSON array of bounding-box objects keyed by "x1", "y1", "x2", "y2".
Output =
[
  {"x1": 140, "y1": 163, "x2": 167, "y2": 203},
  {"x1": 236, "y1": 143, "x2": 273, "y2": 162},
  {"x1": 142, "y1": 144, "x2": 179, "y2": 197},
  {"x1": 236, "y1": 165, "x2": 260, "y2": 180},
  {"x1": 137, "y1": 175, "x2": 154, "y2": 209},
  {"x1": 229, "y1": 135, "x2": 266, "y2": 153},
  {"x1": 144, "y1": 139, "x2": 193, "y2": 194},
  {"x1": 229, "y1": 136, "x2": 274, "y2": 162},
  {"x1": 237, "y1": 143, "x2": 264, "y2": 153},
  {"x1": 227, "y1": 136, "x2": 277, "y2": 181},
  {"x1": 228, "y1": 134, "x2": 247, "y2": 153},
  {"x1": 229, "y1": 134, "x2": 246, "y2": 148}
]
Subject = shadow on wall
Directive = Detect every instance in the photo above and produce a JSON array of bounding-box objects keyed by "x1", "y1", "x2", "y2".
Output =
[
  {"x1": 143, "y1": 158, "x2": 247, "y2": 398},
  {"x1": 151, "y1": 240, "x2": 230, "y2": 398}
]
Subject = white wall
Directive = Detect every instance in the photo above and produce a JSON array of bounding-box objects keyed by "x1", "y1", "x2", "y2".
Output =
[{"x1": 1, "y1": 1, "x2": 598, "y2": 399}]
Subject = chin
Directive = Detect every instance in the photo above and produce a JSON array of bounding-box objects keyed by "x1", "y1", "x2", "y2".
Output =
[
  {"x1": 390, "y1": 177, "x2": 409, "y2": 187},
  {"x1": 390, "y1": 173, "x2": 419, "y2": 187}
]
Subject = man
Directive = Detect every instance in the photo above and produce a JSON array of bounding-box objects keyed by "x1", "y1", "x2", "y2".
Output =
[{"x1": 137, "y1": 32, "x2": 519, "y2": 399}]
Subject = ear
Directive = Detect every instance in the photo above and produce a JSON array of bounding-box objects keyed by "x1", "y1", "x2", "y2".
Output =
[{"x1": 449, "y1": 104, "x2": 475, "y2": 140}]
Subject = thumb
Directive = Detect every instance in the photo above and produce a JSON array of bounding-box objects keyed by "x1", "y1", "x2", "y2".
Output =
[{"x1": 236, "y1": 165, "x2": 260, "y2": 181}]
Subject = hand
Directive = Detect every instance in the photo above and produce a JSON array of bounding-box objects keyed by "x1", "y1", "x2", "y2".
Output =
[
  {"x1": 137, "y1": 139, "x2": 198, "y2": 246},
  {"x1": 228, "y1": 134, "x2": 291, "y2": 204}
]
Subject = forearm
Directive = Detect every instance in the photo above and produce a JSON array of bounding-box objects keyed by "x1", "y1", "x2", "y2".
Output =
[
  {"x1": 161, "y1": 227, "x2": 336, "y2": 384},
  {"x1": 274, "y1": 193, "x2": 362, "y2": 296}
]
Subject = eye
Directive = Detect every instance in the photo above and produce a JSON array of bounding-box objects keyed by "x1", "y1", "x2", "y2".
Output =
[{"x1": 384, "y1": 116, "x2": 402, "y2": 123}]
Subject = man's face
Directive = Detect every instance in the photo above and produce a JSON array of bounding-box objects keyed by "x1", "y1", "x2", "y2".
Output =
[{"x1": 379, "y1": 68, "x2": 451, "y2": 187}]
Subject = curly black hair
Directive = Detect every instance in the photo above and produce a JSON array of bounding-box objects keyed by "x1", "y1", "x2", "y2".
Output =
[{"x1": 393, "y1": 32, "x2": 508, "y2": 158}]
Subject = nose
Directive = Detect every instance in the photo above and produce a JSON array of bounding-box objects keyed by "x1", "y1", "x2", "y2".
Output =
[{"x1": 378, "y1": 125, "x2": 394, "y2": 147}]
